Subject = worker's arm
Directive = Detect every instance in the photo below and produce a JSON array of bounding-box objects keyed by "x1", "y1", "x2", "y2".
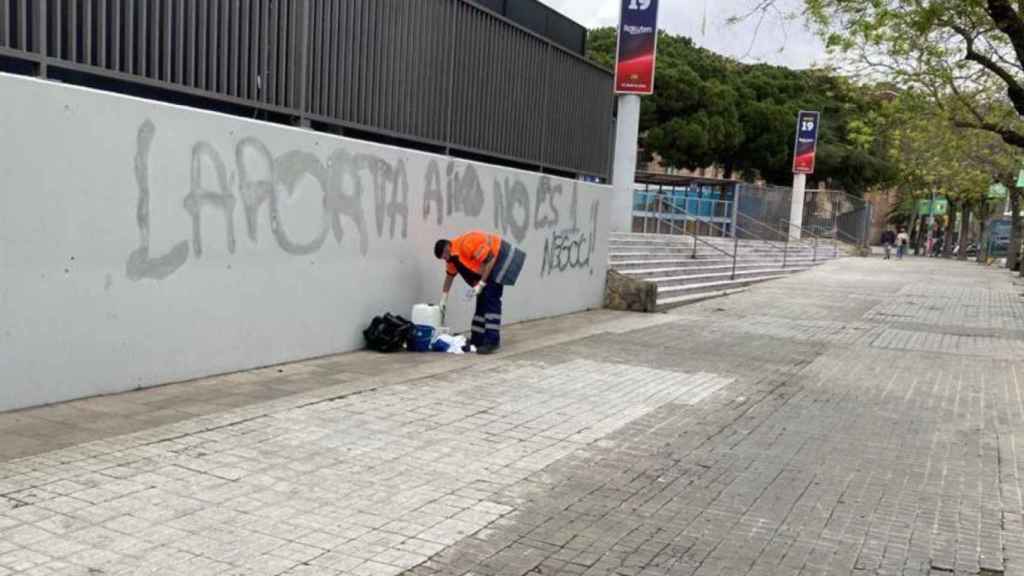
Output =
[
  {"x1": 477, "y1": 256, "x2": 497, "y2": 291},
  {"x1": 440, "y1": 272, "x2": 455, "y2": 314}
]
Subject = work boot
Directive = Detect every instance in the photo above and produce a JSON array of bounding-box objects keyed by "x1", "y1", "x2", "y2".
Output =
[{"x1": 476, "y1": 344, "x2": 499, "y2": 355}]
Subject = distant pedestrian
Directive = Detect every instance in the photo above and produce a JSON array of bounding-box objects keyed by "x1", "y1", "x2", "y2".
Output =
[
  {"x1": 896, "y1": 228, "x2": 910, "y2": 260},
  {"x1": 881, "y1": 228, "x2": 896, "y2": 260}
]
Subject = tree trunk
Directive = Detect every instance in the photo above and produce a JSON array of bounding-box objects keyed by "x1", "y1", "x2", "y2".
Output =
[
  {"x1": 918, "y1": 213, "x2": 930, "y2": 256},
  {"x1": 943, "y1": 200, "x2": 956, "y2": 258},
  {"x1": 976, "y1": 200, "x2": 990, "y2": 264},
  {"x1": 1010, "y1": 189, "x2": 1022, "y2": 271},
  {"x1": 958, "y1": 202, "x2": 971, "y2": 261},
  {"x1": 908, "y1": 212, "x2": 920, "y2": 253}
]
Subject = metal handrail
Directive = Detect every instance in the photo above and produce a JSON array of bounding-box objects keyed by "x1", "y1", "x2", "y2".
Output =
[
  {"x1": 831, "y1": 227, "x2": 862, "y2": 246},
  {"x1": 649, "y1": 198, "x2": 735, "y2": 260},
  {"x1": 781, "y1": 219, "x2": 840, "y2": 262},
  {"x1": 657, "y1": 196, "x2": 806, "y2": 277},
  {"x1": 737, "y1": 211, "x2": 816, "y2": 249}
]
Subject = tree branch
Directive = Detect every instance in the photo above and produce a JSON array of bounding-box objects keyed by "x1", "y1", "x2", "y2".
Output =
[
  {"x1": 953, "y1": 118, "x2": 1024, "y2": 148},
  {"x1": 951, "y1": 23, "x2": 1024, "y2": 116}
]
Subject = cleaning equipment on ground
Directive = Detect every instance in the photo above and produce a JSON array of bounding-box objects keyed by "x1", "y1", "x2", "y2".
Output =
[
  {"x1": 409, "y1": 303, "x2": 446, "y2": 353},
  {"x1": 408, "y1": 324, "x2": 434, "y2": 352},
  {"x1": 411, "y1": 304, "x2": 443, "y2": 328},
  {"x1": 431, "y1": 334, "x2": 468, "y2": 354},
  {"x1": 363, "y1": 314, "x2": 413, "y2": 352}
]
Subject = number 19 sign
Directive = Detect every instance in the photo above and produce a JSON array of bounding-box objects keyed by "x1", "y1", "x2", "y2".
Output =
[
  {"x1": 615, "y1": 0, "x2": 660, "y2": 94},
  {"x1": 792, "y1": 111, "x2": 821, "y2": 175}
]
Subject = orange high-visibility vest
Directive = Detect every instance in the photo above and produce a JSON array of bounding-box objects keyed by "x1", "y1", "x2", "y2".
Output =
[{"x1": 446, "y1": 231, "x2": 502, "y2": 278}]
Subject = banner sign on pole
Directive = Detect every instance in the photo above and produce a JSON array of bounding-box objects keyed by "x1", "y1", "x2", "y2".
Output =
[
  {"x1": 614, "y1": 0, "x2": 660, "y2": 94},
  {"x1": 792, "y1": 111, "x2": 821, "y2": 175}
]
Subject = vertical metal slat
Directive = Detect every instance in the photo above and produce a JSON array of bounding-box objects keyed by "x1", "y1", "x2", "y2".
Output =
[
  {"x1": 319, "y1": 0, "x2": 329, "y2": 116},
  {"x1": 230, "y1": 0, "x2": 240, "y2": 96},
  {"x1": 196, "y1": 0, "x2": 206, "y2": 90},
  {"x1": 380, "y1": 0, "x2": 393, "y2": 131},
  {"x1": 84, "y1": 0, "x2": 93, "y2": 64},
  {"x1": 124, "y1": 0, "x2": 134, "y2": 73},
  {"x1": 260, "y1": 0, "x2": 270, "y2": 103},
  {"x1": 219, "y1": 0, "x2": 228, "y2": 94},
  {"x1": 327, "y1": 0, "x2": 339, "y2": 119},
  {"x1": 277, "y1": 0, "x2": 287, "y2": 106},
  {"x1": 149, "y1": 0, "x2": 158, "y2": 78},
  {"x1": 342, "y1": 0, "x2": 355, "y2": 120},
  {"x1": 98, "y1": 0, "x2": 107, "y2": 67},
  {"x1": 208, "y1": 0, "x2": 218, "y2": 91},
  {"x1": 16, "y1": 0, "x2": 26, "y2": 51},
  {"x1": 268, "y1": 0, "x2": 278, "y2": 105},
  {"x1": 239, "y1": 0, "x2": 249, "y2": 99},
  {"x1": 164, "y1": 0, "x2": 173, "y2": 81},
  {"x1": 51, "y1": 0, "x2": 62, "y2": 58},
  {"x1": 249, "y1": 0, "x2": 259, "y2": 101},
  {"x1": 308, "y1": 0, "x2": 319, "y2": 115},
  {"x1": 185, "y1": 0, "x2": 195, "y2": 86},
  {"x1": 137, "y1": 0, "x2": 146, "y2": 74},
  {"x1": 68, "y1": 0, "x2": 78, "y2": 61},
  {"x1": 0, "y1": 0, "x2": 8, "y2": 48},
  {"x1": 111, "y1": 0, "x2": 120, "y2": 70}
]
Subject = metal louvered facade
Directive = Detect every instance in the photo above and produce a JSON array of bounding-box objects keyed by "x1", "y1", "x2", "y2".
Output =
[{"x1": 0, "y1": 0, "x2": 613, "y2": 179}]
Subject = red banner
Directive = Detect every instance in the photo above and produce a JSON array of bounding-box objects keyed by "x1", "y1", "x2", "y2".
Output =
[{"x1": 614, "y1": 0, "x2": 660, "y2": 94}]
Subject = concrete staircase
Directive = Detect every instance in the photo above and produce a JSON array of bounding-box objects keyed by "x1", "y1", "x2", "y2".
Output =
[{"x1": 609, "y1": 232, "x2": 843, "y2": 311}]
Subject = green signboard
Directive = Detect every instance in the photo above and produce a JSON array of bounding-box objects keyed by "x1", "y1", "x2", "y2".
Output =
[
  {"x1": 989, "y1": 183, "x2": 1009, "y2": 199},
  {"x1": 917, "y1": 198, "x2": 948, "y2": 216}
]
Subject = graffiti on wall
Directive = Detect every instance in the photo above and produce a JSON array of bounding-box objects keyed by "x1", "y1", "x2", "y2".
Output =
[{"x1": 126, "y1": 120, "x2": 601, "y2": 280}]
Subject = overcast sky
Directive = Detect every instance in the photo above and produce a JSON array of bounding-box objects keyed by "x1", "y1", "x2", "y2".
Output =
[{"x1": 545, "y1": 0, "x2": 827, "y2": 69}]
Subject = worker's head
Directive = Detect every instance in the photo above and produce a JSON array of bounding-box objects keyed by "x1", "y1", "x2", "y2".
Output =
[{"x1": 434, "y1": 239, "x2": 451, "y2": 260}]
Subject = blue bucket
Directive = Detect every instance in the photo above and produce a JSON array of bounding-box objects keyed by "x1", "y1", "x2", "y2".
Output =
[{"x1": 408, "y1": 324, "x2": 434, "y2": 352}]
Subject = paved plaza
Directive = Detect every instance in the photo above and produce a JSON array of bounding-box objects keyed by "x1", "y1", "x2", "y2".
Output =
[{"x1": 3, "y1": 256, "x2": 1024, "y2": 575}]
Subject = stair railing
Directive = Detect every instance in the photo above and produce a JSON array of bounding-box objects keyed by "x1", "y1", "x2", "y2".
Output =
[
  {"x1": 736, "y1": 211, "x2": 821, "y2": 268},
  {"x1": 781, "y1": 219, "x2": 839, "y2": 264},
  {"x1": 655, "y1": 196, "x2": 797, "y2": 279}
]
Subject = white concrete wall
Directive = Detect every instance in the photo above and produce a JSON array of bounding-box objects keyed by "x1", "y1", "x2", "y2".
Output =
[{"x1": 0, "y1": 73, "x2": 611, "y2": 412}]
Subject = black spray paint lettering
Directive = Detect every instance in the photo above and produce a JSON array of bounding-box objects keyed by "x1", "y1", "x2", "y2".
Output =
[
  {"x1": 541, "y1": 200, "x2": 600, "y2": 277},
  {"x1": 125, "y1": 120, "x2": 190, "y2": 280},
  {"x1": 271, "y1": 150, "x2": 331, "y2": 255},
  {"x1": 325, "y1": 149, "x2": 370, "y2": 255},
  {"x1": 236, "y1": 137, "x2": 275, "y2": 243},
  {"x1": 126, "y1": 121, "x2": 603, "y2": 281},
  {"x1": 185, "y1": 142, "x2": 237, "y2": 258},
  {"x1": 534, "y1": 176, "x2": 562, "y2": 230},
  {"x1": 360, "y1": 155, "x2": 409, "y2": 240},
  {"x1": 493, "y1": 177, "x2": 531, "y2": 244},
  {"x1": 447, "y1": 163, "x2": 484, "y2": 218},
  {"x1": 423, "y1": 160, "x2": 443, "y2": 226},
  {"x1": 223, "y1": 138, "x2": 373, "y2": 257},
  {"x1": 422, "y1": 160, "x2": 485, "y2": 225}
]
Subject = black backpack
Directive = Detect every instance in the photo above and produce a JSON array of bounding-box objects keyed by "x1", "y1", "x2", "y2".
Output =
[{"x1": 363, "y1": 313, "x2": 413, "y2": 353}]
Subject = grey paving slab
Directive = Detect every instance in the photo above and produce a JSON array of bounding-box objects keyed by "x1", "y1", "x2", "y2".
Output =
[{"x1": 2, "y1": 256, "x2": 1024, "y2": 576}]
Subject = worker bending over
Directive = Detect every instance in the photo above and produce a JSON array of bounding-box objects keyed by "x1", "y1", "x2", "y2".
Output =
[{"x1": 434, "y1": 231, "x2": 526, "y2": 354}]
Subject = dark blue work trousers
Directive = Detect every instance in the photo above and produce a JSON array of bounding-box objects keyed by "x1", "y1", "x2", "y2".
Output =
[{"x1": 470, "y1": 282, "x2": 504, "y2": 348}]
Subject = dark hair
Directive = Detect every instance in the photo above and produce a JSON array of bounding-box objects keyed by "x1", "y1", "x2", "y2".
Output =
[{"x1": 434, "y1": 239, "x2": 450, "y2": 259}]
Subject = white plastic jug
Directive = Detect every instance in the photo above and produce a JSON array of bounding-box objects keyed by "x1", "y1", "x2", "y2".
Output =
[{"x1": 411, "y1": 304, "x2": 442, "y2": 329}]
